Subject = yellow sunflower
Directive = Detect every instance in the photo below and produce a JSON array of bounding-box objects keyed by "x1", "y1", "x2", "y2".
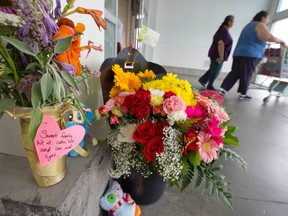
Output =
[
  {"x1": 137, "y1": 69, "x2": 156, "y2": 82},
  {"x1": 110, "y1": 64, "x2": 142, "y2": 95}
]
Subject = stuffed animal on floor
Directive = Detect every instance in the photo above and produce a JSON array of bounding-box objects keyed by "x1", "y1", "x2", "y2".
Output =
[{"x1": 100, "y1": 181, "x2": 141, "y2": 216}]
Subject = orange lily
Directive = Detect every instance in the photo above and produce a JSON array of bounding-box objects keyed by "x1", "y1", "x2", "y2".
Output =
[
  {"x1": 53, "y1": 18, "x2": 103, "y2": 75},
  {"x1": 63, "y1": 7, "x2": 106, "y2": 31}
]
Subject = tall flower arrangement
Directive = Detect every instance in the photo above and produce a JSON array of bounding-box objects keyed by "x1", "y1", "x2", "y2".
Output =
[
  {"x1": 96, "y1": 64, "x2": 247, "y2": 207},
  {"x1": 0, "y1": 0, "x2": 106, "y2": 141}
]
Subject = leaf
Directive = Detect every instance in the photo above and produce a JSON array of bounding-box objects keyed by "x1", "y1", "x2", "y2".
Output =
[
  {"x1": 52, "y1": 81, "x2": 61, "y2": 101},
  {"x1": 25, "y1": 62, "x2": 40, "y2": 70},
  {"x1": 59, "y1": 70, "x2": 79, "y2": 90},
  {"x1": 0, "y1": 98, "x2": 16, "y2": 113},
  {"x1": 61, "y1": 78, "x2": 67, "y2": 98},
  {"x1": 224, "y1": 134, "x2": 240, "y2": 146},
  {"x1": 28, "y1": 107, "x2": 43, "y2": 143},
  {"x1": 40, "y1": 73, "x2": 53, "y2": 102},
  {"x1": 0, "y1": 36, "x2": 36, "y2": 57},
  {"x1": 31, "y1": 82, "x2": 42, "y2": 109},
  {"x1": 225, "y1": 125, "x2": 238, "y2": 135},
  {"x1": 188, "y1": 151, "x2": 201, "y2": 166},
  {"x1": 51, "y1": 71, "x2": 64, "y2": 102},
  {"x1": 54, "y1": 36, "x2": 73, "y2": 54}
]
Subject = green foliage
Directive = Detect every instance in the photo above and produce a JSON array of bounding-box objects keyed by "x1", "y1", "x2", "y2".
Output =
[
  {"x1": 0, "y1": 98, "x2": 16, "y2": 114},
  {"x1": 219, "y1": 148, "x2": 248, "y2": 171},
  {"x1": 0, "y1": 36, "x2": 36, "y2": 57},
  {"x1": 28, "y1": 107, "x2": 43, "y2": 143},
  {"x1": 174, "y1": 118, "x2": 200, "y2": 132},
  {"x1": 187, "y1": 150, "x2": 201, "y2": 166},
  {"x1": 31, "y1": 83, "x2": 42, "y2": 108},
  {"x1": 54, "y1": 36, "x2": 73, "y2": 54},
  {"x1": 179, "y1": 147, "x2": 247, "y2": 209},
  {"x1": 223, "y1": 125, "x2": 240, "y2": 146},
  {"x1": 40, "y1": 73, "x2": 53, "y2": 103}
]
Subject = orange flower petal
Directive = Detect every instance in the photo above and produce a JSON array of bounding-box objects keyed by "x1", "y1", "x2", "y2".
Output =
[
  {"x1": 52, "y1": 25, "x2": 75, "y2": 41},
  {"x1": 57, "y1": 17, "x2": 75, "y2": 28},
  {"x1": 75, "y1": 23, "x2": 85, "y2": 33}
]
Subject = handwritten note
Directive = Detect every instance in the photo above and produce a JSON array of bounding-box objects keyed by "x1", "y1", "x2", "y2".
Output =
[{"x1": 34, "y1": 115, "x2": 85, "y2": 167}]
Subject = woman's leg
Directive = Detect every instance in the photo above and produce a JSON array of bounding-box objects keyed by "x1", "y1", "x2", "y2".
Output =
[
  {"x1": 207, "y1": 60, "x2": 223, "y2": 90},
  {"x1": 220, "y1": 57, "x2": 241, "y2": 92},
  {"x1": 238, "y1": 57, "x2": 261, "y2": 95},
  {"x1": 198, "y1": 60, "x2": 213, "y2": 85}
]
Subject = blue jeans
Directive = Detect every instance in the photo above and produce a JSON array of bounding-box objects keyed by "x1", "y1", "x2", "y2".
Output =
[{"x1": 199, "y1": 59, "x2": 223, "y2": 90}]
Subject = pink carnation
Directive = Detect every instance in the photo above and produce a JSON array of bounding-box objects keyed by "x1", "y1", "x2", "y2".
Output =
[
  {"x1": 214, "y1": 107, "x2": 230, "y2": 123},
  {"x1": 163, "y1": 95, "x2": 186, "y2": 115},
  {"x1": 196, "y1": 94, "x2": 214, "y2": 113},
  {"x1": 104, "y1": 99, "x2": 115, "y2": 111},
  {"x1": 200, "y1": 90, "x2": 224, "y2": 105}
]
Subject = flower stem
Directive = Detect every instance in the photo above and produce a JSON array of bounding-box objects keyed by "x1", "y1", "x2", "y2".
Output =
[{"x1": 62, "y1": 9, "x2": 76, "y2": 17}]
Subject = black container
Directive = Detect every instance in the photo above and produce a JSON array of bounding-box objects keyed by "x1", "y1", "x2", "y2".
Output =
[{"x1": 119, "y1": 169, "x2": 166, "y2": 205}]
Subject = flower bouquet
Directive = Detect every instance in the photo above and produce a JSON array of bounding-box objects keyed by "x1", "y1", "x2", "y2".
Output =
[
  {"x1": 0, "y1": 0, "x2": 106, "y2": 187},
  {"x1": 96, "y1": 64, "x2": 247, "y2": 207},
  {"x1": 0, "y1": 0, "x2": 106, "y2": 140}
]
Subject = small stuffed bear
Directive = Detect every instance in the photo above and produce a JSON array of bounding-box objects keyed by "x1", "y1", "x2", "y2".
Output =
[{"x1": 100, "y1": 181, "x2": 141, "y2": 216}]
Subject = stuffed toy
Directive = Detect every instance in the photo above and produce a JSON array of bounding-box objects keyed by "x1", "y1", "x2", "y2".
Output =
[
  {"x1": 64, "y1": 105, "x2": 94, "y2": 157},
  {"x1": 100, "y1": 181, "x2": 141, "y2": 216}
]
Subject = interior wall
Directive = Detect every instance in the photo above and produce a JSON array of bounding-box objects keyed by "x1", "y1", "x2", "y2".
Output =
[{"x1": 147, "y1": 0, "x2": 276, "y2": 73}]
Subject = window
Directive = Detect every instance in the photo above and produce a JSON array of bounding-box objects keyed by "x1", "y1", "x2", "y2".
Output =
[
  {"x1": 105, "y1": 1, "x2": 117, "y2": 16},
  {"x1": 271, "y1": 18, "x2": 288, "y2": 44},
  {"x1": 104, "y1": 19, "x2": 117, "y2": 59},
  {"x1": 104, "y1": 0, "x2": 118, "y2": 58},
  {"x1": 277, "y1": 0, "x2": 288, "y2": 12}
]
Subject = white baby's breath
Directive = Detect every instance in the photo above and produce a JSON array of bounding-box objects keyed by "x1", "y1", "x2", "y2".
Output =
[{"x1": 156, "y1": 126, "x2": 183, "y2": 181}]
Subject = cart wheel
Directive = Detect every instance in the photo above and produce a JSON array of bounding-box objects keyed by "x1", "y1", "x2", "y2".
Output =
[{"x1": 263, "y1": 96, "x2": 270, "y2": 103}]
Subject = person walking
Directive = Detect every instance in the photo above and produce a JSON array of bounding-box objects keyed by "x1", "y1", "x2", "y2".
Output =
[
  {"x1": 218, "y1": 10, "x2": 286, "y2": 100},
  {"x1": 198, "y1": 15, "x2": 235, "y2": 90}
]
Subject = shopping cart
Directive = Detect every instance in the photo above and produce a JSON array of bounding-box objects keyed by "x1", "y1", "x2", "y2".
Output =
[{"x1": 255, "y1": 44, "x2": 288, "y2": 103}]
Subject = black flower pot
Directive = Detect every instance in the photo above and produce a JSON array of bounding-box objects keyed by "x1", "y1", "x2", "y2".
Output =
[{"x1": 119, "y1": 169, "x2": 166, "y2": 205}]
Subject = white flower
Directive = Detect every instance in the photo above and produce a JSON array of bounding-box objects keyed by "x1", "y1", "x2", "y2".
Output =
[
  {"x1": 167, "y1": 111, "x2": 187, "y2": 125},
  {"x1": 0, "y1": 12, "x2": 23, "y2": 27},
  {"x1": 117, "y1": 123, "x2": 137, "y2": 143},
  {"x1": 148, "y1": 88, "x2": 165, "y2": 96}
]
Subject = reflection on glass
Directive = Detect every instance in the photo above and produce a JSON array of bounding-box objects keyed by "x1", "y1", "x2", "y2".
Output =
[
  {"x1": 105, "y1": 19, "x2": 116, "y2": 59},
  {"x1": 105, "y1": 0, "x2": 117, "y2": 16},
  {"x1": 271, "y1": 18, "x2": 288, "y2": 44},
  {"x1": 277, "y1": 0, "x2": 288, "y2": 12}
]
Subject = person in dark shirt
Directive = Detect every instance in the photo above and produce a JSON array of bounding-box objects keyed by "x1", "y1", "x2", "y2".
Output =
[
  {"x1": 198, "y1": 15, "x2": 234, "y2": 91},
  {"x1": 218, "y1": 11, "x2": 286, "y2": 100}
]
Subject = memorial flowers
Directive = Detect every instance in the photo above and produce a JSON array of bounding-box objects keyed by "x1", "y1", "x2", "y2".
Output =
[
  {"x1": 0, "y1": 0, "x2": 106, "y2": 140},
  {"x1": 96, "y1": 64, "x2": 247, "y2": 207}
]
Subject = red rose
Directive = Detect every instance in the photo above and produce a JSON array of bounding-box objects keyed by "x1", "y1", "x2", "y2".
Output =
[
  {"x1": 164, "y1": 91, "x2": 176, "y2": 100},
  {"x1": 133, "y1": 121, "x2": 156, "y2": 143},
  {"x1": 98, "y1": 106, "x2": 107, "y2": 114},
  {"x1": 155, "y1": 121, "x2": 168, "y2": 136},
  {"x1": 142, "y1": 136, "x2": 164, "y2": 162}
]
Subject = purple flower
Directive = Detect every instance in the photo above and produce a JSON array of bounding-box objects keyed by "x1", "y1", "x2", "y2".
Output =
[
  {"x1": 56, "y1": 60, "x2": 76, "y2": 75},
  {"x1": 54, "y1": 0, "x2": 62, "y2": 19},
  {"x1": 39, "y1": 0, "x2": 49, "y2": 12}
]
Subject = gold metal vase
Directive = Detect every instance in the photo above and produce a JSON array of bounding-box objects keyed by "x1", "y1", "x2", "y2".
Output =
[{"x1": 7, "y1": 105, "x2": 66, "y2": 187}]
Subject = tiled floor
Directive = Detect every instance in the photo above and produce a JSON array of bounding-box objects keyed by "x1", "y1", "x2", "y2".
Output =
[{"x1": 139, "y1": 74, "x2": 288, "y2": 216}]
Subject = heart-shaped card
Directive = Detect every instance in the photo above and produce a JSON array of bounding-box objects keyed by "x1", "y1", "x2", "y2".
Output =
[{"x1": 34, "y1": 115, "x2": 85, "y2": 167}]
